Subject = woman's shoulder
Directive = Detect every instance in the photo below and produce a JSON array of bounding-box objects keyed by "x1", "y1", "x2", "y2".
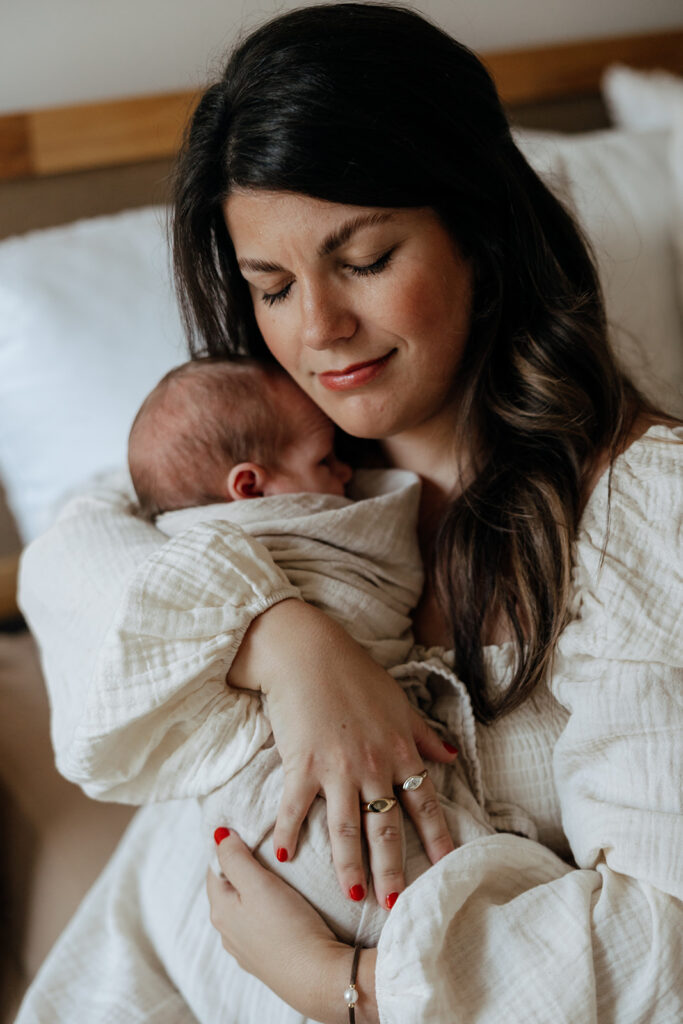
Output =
[
  {"x1": 612, "y1": 417, "x2": 683, "y2": 473},
  {"x1": 583, "y1": 414, "x2": 682, "y2": 505},
  {"x1": 562, "y1": 420, "x2": 683, "y2": 668},
  {"x1": 584, "y1": 419, "x2": 683, "y2": 532}
]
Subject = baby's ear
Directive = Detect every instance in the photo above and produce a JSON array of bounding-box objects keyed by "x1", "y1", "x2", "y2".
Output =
[{"x1": 227, "y1": 463, "x2": 268, "y2": 500}]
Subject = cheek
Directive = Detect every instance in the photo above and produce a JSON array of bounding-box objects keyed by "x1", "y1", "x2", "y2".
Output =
[
  {"x1": 254, "y1": 310, "x2": 298, "y2": 371},
  {"x1": 388, "y1": 270, "x2": 465, "y2": 358}
]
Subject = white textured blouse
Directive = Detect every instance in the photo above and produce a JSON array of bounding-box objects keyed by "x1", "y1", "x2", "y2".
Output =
[
  {"x1": 377, "y1": 425, "x2": 683, "y2": 1021},
  {"x1": 18, "y1": 425, "x2": 683, "y2": 1023}
]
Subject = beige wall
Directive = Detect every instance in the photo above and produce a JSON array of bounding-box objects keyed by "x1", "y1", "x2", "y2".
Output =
[{"x1": 2, "y1": 0, "x2": 682, "y2": 114}]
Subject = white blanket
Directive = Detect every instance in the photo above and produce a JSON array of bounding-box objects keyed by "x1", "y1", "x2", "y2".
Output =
[
  {"x1": 158, "y1": 471, "x2": 506, "y2": 945},
  {"x1": 156, "y1": 468, "x2": 425, "y2": 672}
]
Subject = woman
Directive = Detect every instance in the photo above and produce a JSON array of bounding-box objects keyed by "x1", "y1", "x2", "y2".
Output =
[{"x1": 18, "y1": 4, "x2": 682, "y2": 1023}]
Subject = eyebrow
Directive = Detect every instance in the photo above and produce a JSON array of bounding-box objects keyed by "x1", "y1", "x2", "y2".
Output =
[
  {"x1": 237, "y1": 256, "x2": 285, "y2": 274},
  {"x1": 317, "y1": 211, "x2": 395, "y2": 258},
  {"x1": 236, "y1": 211, "x2": 395, "y2": 274}
]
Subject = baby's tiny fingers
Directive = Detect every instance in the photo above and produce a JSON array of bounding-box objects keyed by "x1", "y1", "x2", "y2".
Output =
[{"x1": 273, "y1": 772, "x2": 319, "y2": 863}]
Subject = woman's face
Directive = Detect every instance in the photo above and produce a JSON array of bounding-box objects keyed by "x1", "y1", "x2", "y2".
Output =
[{"x1": 224, "y1": 191, "x2": 473, "y2": 443}]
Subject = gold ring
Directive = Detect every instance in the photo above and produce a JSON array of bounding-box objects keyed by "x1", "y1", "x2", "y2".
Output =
[
  {"x1": 361, "y1": 796, "x2": 397, "y2": 813},
  {"x1": 401, "y1": 769, "x2": 428, "y2": 791}
]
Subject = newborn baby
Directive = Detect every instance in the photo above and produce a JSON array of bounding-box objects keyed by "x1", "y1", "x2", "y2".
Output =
[
  {"x1": 128, "y1": 356, "x2": 353, "y2": 515},
  {"x1": 128, "y1": 357, "x2": 532, "y2": 945}
]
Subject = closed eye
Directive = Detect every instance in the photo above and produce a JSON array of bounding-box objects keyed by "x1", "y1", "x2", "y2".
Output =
[
  {"x1": 347, "y1": 247, "x2": 395, "y2": 277},
  {"x1": 260, "y1": 247, "x2": 396, "y2": 307},
  {"x1": 261, "y1": 281, "x2": 293, "y2": 307}
]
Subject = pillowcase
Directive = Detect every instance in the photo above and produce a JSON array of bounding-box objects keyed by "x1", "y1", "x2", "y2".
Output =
[
  {"x1": 673, "y1": 119, "x2": 683, "y2": 335},
  {"x1": 602, "y1": 64, "x2": 683, "y2": 132},
  {"x1": 602, "y1": 64, "x2": 683, "y2": 393},
  {"x1": 516, "y1": 127, "x2": 683, "y2": 418},
  {"x1": 0, "y1": 208, "x2": 187, "y2": 541}
]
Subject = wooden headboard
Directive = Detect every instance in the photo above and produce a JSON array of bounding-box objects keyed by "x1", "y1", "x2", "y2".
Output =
[
  {"x1": 0, "y1": 25, "x2": 681, "y2": 622},
  {"x1": 1, "y1": 28, "x2": 682, "y2": 183}
]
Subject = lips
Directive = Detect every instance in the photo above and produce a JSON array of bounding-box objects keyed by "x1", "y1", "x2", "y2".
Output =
[{"x1": 318, "y1": 350, "x2": 395, "y2": 391}]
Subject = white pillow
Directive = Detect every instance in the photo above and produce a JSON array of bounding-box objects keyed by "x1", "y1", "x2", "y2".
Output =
[
  {"x1": 516, "y1": 127, "x2": 683, "y2": 417},
  {"x1": 602, "y1": 64, "x2": 683, "y2": 132},
  {"x1": 602, "y1": 65, "x2": 683, "y2": 394},
  {"x1": 1, "y1": 130, "x2": 681, "y2": 544},
  {"x1": 0, "y1": 208, "x2": 187, "y2": 541},
  {"x1": 673, "y1": 120, "x2": 683, "y2": 335}
]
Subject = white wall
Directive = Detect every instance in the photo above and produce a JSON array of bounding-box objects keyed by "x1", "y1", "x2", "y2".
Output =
[{"x1": 2, "y1": 0, "x2": 682, "y2": 114}]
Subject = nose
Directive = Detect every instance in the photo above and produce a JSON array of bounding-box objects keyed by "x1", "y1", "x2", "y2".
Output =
[
  {"x1": 333, "y1": 457, "x2": 353, "y2": 485},
  {"x1": 300, "y1": 280, "x2": 358, "y2": 351}
]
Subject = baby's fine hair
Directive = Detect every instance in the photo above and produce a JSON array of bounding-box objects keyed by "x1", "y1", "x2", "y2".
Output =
[{"x1": 129, "y1": 357, "x2": 294, "y2": 518}]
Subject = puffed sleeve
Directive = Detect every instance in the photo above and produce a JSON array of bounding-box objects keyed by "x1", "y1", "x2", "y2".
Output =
[
  {"x1": 18, "y1": 475, "x2": 301, "y2": 803},
  {"x1": 375, "y1": 429, "x2": 683, "y2": 1022}
]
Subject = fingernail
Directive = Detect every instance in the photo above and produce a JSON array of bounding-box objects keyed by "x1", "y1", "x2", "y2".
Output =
[
  {"x1": 214, "y1": 827, "x2": 230, "y2": 845},
  {"x1": 349, "y1": 884, "x2": 365, "y2": 902},
  {"x1": 443, "y1": 741, "x2": 459, "y2": 755},
  {"x1": 386, "y1": 892, "x2": 399, "y2": 910},
  {"x1": 276, "y1": 847, "x2": 289, "y2": 863}
]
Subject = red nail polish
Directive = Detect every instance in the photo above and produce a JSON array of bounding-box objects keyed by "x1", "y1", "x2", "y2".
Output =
[
  {"x1": 443, "y1": 741, "x2": 459, "y2": 755},
  {"x1": 386, "y1": 892, "x2": 399, "y2": 910},
  {"x1": 349, "y1": 884, "x2": 365, "y2": 902},
  {"x1": 214, "y1": 827, "x2": 230, "y2": 845},
  {"x1": 276, "y1": 847, "x2": 288, "y2": 863}
]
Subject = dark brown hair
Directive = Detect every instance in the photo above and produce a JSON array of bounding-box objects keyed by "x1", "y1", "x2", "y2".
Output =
[
  {"x1": 128, "y1": 358, "x2": 294, "y2": 517},
  {"x1": 171, "y1": 3, "x2": 651, "y2": 721}
]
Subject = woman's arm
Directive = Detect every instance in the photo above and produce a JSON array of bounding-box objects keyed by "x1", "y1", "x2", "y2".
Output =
[
  {"x1": 20, "y1": 478, "x2": 455, "y2": 914},
  {"x1": 18, "y1": 481, "x2": 299, "y2": 802},
  {"x1": 229, "y1": 597, "x2": 457, "y2": 908},
  {"x1": 208, "y1": 829, "x2": 380, "y2": 1024},
  {"x1": 208, "y1": 662, "x2": 683, "y2": 1024},
  {"x1": 373, "y1": 677, "x2": 683, "y2": 1022}
]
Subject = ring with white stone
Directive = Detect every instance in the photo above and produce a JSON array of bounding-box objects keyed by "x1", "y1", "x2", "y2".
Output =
[{"x1": 401, "y1": 768, "x2": 428, "y2": 791}]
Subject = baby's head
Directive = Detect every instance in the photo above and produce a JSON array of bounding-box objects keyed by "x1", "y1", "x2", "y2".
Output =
[{"x1": 129, "y1": 357, "x2": 352, "y2": 517}]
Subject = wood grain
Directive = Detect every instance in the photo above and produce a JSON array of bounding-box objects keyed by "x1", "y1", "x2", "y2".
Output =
[
  {"x1": 1, "y1": 91, "x2": 200, "y2": 180},
  {"x1": 0, "y1": 555, "x2": 19, "y2": 623},
  {"x1": 0, "y1": 115, "x2": 32, "y2": 179},
  {"x1": 486, "y1": 28, "x2": 683, "y2": 105},
  {"x1": 1, "y1": 28, "x2": 682, "y2": 181}
]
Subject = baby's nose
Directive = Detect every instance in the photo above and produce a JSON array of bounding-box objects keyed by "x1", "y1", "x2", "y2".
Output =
[{"x1": 334, "y1": 458, "x2": 353, "y2": 484}]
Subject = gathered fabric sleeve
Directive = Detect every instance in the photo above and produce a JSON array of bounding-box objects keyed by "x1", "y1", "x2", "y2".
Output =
[
  {"x1": 375, "y1": 430, "x2": 683, "y2": 1022},
  {"x1": 18, "y1": 476, "x2": 301, "y2": 803}
]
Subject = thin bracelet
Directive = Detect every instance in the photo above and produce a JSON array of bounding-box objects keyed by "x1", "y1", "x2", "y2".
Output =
[{"x1": 343, "y1": 943, "x2": 361, "y2": 1022}]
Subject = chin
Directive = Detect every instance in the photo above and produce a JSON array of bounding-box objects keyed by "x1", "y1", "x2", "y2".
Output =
[
  {"x1": 329, "y1": 414, "x2": 394, "y2": 441},
  {"x1": 316, "y1": 396, "x2": 400, "y2": 441}
]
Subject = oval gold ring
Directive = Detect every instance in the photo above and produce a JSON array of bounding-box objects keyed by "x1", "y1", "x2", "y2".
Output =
[
  {"x1": 361, "y1": 796, "x2": 398, "y2": 814},
  {"x1": 401, "y1": 769, "x2": 428, "y2": 792}
]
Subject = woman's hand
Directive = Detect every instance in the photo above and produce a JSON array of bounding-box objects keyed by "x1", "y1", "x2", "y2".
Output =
[
  {"x1": 229, "y1": 598, "x2": 457, "y2": 909},
  {"x1": 208, "y1": 830, "x2": 379, "y2": 1024}
]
